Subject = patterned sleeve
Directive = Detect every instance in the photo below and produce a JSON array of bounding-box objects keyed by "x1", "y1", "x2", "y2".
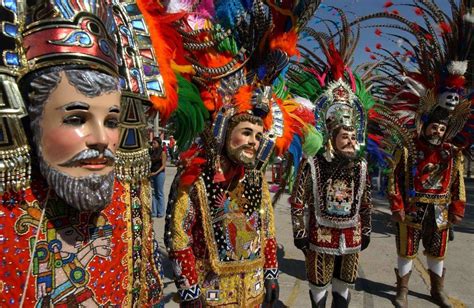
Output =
[
  {"x1": 449, "y1": 150, "x2": 466, "y2": 217},
  {"x1": 168, "y1": 185, "x2": 201, "y2": 302},
  {"x1": 387, "y1": 148, "x2": 406, "y2": 212},
  {"x1": 261, "y1": 177, "x2": 278, "y2": 280},
  {"x1": 360, "y1": 162, "x2": 372, "y2": 236},
  {"x1": 289, "y1": 159, "x2": 311, "y2": 240}
]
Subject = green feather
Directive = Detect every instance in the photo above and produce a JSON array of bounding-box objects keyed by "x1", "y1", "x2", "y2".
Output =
[
  {"x1": 354, "y1": 74, "x2": 375, "y2": 110},
  {"x1": 274, "y1": 76, "x2": 290, "y2": 99},
  {"x1": 287, "y1": 70, "x2": 323, "y2": 102},
  {"x1": 171, "y1": 74, "x2": 210, "y2": 150},
  {"x1": 215, "y1": 24, "x2": 239, "y2": 55},
  {"x1": 302, "y1": 125, "x2": 323, "y2": 156}
]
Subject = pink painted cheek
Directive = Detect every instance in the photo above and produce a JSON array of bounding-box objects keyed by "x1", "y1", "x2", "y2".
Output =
[
  {"x1": 230, "y1": 133, "x2": 248, "y2": 148},
  {"x1": 41, "y1": 126, "x2": 86, "y2": 165}
]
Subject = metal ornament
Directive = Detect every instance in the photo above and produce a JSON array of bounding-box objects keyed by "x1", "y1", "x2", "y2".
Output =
[{"x1": 112, "y1": 1, "x2": 166, "y2": 183}]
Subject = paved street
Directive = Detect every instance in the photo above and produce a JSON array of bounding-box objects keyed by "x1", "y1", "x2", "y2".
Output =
[{"x1": 153, "y1": 166, "x2": 474, "y2": 307}]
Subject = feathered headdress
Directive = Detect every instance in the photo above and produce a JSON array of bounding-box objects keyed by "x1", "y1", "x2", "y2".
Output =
[
  {"x1": 139, "y1": 0, "x2": 321, "y2": 185},
  {"x1": 287, "y1": 6, "x2": 375, "y2": 161},
  {"x1": 354, "y1": 0, "x2": 473, "y2": 156}
]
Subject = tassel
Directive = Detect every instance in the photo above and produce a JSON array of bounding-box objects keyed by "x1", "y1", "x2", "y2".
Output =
[
  {"x1": 0, "y1": 73, "x2": 32, "y2": 194},
  {"x1": 213, "y1": 155, "x2": 225, "y2": 182}
]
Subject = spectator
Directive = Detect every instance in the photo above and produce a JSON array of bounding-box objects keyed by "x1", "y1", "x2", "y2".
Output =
[{"x1": 150, "y1": 137, "x2": 167, "y2": 217}]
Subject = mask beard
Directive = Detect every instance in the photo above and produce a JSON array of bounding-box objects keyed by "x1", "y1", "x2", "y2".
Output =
[
  {"x1": 426, "y1": 135, "x2": 443, "y2": 146},
  {"x1": 226, "y1": 145, "x2": 257, "y2": 168},
  {"x1": 334, "y1": 143, "x2": 358, "y2": 161},
  {"x1": 335, "y1": 149, "x2": 356, "y2": 161},
  {"x1": 39, "y1": 156, "x2": 115, "y2": 212}
]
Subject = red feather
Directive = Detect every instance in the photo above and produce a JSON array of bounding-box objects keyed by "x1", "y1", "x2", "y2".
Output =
[
  {"x1": 376, "y1": 43, "x2": 382, "y2": 49},
  {"x1": 325, "y1": 42, "x2": 345, "y2": 81},
  {"x1": 370, "y1": 54, "x2": 377, "y2": 60},
  {"x1": 383, "y1": 1, "x2": 393, "y2": 8},
  {"x1": 438, "y1": 22, "x2": 452, "y2": 35},
  {"x1": 365, "y1": 46, "x2": 371, "y2": 52},
  {"x1": 411, "y1": 24, "x2": 420, "y2": 32},
  {"x1": 414, "y1": 7, "x2": 423, "y2": 16},
  {"x1": 375, "y1": 28, "x2": 382, "y2": 36},
  {"x1": 443, "y1": 75, "x2": 466, "y2": 89},
  {"x1": 391, "y1": 9, "x2": 400, "y2": 15},
  {"x1": 178, "y1": 146, "x2": 207, "y2": 188}
]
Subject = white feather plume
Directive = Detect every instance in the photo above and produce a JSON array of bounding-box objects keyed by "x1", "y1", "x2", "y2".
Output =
[
  {"x1": 447, "y1": 61, "x2": 468, "y2": 76},
  {"x1": 463, "y1": 13, "x2": 474, "y2": 23}
]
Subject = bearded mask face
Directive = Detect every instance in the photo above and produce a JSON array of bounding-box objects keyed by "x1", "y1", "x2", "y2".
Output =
[
  {"x1": 29, "y1": 69, "x2": 121, "y2": 212},
  {"x1": 333, "y1": 127, "x2": 358, "y2": 160},
  {"x1": 423, "y1": 122, "x2": 447, "y2": 146},
  {"x1": 224, "y1": 120, "x2": 264, "y2": 168}
]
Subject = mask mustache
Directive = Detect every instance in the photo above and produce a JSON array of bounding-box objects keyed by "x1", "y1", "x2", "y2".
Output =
[
  {"x1": 58, "y1": 149, "x2": 115, "y2": 167},
  {"x1": 238, "y1": 145, "x2": 257, "y2": 155}
]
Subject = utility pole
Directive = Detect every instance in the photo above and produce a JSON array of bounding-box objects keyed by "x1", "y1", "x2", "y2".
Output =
[
  {"x1": 463, "y1": 0, "x2": 473, "y2": 178},
  {"x1": 154, "y1": 110, "x2": 160, "y2": 138}
]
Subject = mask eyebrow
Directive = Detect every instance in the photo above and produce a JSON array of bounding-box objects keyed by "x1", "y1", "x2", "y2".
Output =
[
  {"x1": 59, "y1": 101, "x2": 90, "y2": 111},
  {"x1": 109, "y1": 105, "x2": 120, "y2": 113}
]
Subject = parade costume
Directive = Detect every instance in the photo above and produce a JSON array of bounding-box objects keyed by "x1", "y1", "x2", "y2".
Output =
[
  {"x1": 354, "y1": 1, "x2": 473, "y2": 307},
  {"x1": 138, "y1": 0, "x2": 321, "y2": 306},
  {"x1": 0, "y1": 0, "x2": 167, "y2": 305},
  {"x1": 287, "y1": 11, "x2": 375, "y2": 307}
]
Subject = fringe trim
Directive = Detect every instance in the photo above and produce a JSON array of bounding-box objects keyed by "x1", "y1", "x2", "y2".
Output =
[
  {"x1": 0, "y1": 144, "x2": 31, "y2": 194},
  {"x1": 115, "y1": 148, "x2": 151, "y2": 183}
]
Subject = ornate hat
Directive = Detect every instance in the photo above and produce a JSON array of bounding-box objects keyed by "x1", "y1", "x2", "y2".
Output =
[
  {"x1": 0, "y1": 0, "x2": 31, "y2": 194},
  {"x1": 355, "y1": 0, "x2": 473, "y2": 150},
  {"x1": 112, "y1": 0, "x2": 167, "y2": 183},
  {"x1": 287, "y1": 8, "x2": 375, "y2": 160},
  {"x1": 20, "y1": 0, "x2": 119, "y2": 79}
]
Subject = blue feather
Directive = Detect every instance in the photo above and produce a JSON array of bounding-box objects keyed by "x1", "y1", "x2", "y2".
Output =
[
  {"x1": 215, "y1": 0, "x2": 245, "y2": 29},
  {"x1": 366, "y1": 138, "x2": 390, "y2": 168},
  {"x1": 288, "y1": 135, "x2": 303, "y2": 172}
]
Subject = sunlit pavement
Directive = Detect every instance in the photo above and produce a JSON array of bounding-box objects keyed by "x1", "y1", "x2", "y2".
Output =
[{"x1": 153, "y1": 166, "x2": 474, "y2": 307}]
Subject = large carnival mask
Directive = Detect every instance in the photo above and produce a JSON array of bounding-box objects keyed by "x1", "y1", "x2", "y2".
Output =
[
  {"x1": 28, "y1": 69, "x2": 120, "y2": 211},
  {"x1": 333, "y1": 127, "x2": 358, "y2": 159},
  {"x1": 437, "y1": 91, "x2": 460, "y2": 111},
  {"x1": 423, "y1": 122, "x2": 447, "y2": 146},
  {"x1": 225, "y1": 117, "x2": 264, "y2": 168}
]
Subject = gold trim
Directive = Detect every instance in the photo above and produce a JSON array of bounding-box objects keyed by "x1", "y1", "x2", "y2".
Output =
[
  {"x1": 122, "y1": 182, "x2": 134, "y2": 303},
  {"x1": 195, "y1": 178, "x2": 265, "y2": 275},
  {"x1": 139, "y1": 179, "x2": 163, "y2": 304},
  {"x1": 409, "y1": 196, "x2": 450, "y2": 204},
  {"x1": 22, "y1": 55, "x2": 118, "y2": 78},
  {"x1": 456, "y1": 151, "x2": 466, "y2": 202}
]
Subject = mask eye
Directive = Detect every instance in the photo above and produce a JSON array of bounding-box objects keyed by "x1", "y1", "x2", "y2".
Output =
[{"x1": 446, "y1": 95, "x2": 453, "y2": 99}]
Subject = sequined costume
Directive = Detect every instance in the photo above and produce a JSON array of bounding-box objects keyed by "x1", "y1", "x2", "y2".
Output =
[
  {"x1": 286, "y1": 9, "x2": 375, "y2": 307},
  {"x1": 138, "y1": 1, "x2": 322, "y2": 306},
  {"x1": 355, "y1": 2, "x2": 473, "y2": 307},
  {"x1": 291, "y1": 154, "x2": 372, "y2": 285},
  {"x1": 167, "y1": 166, "x2": 278, "y2": 306},
  {"x1": 388, "y1": 140, "x2": 465, "y2": 260},
  {"x1": 0, "y1": 180, "x2": 162, "y2": 306},
  {"x1": 0, "y1": 0, "x2": 168, "y2": 305}
]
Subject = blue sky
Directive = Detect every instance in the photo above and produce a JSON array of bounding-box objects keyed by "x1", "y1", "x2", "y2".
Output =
[{"x1": 302, "y1": 0, "x2": 454, "y2": 66}]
